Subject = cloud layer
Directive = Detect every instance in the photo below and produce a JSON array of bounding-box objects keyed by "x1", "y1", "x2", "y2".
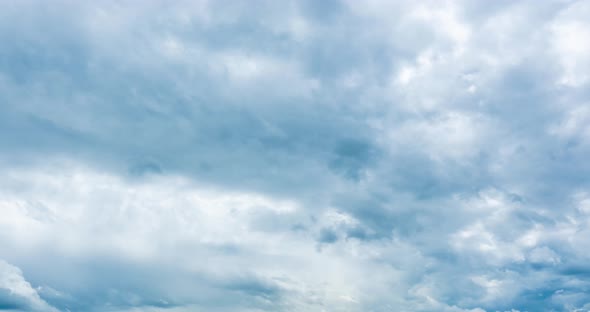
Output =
[{"x1": 1, "y1": 0, "x2": 590, "y2": 311}]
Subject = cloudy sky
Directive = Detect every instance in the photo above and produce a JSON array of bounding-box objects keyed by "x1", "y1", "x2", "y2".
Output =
[{"x1": 1, "y1": 0, "x2": 590, "y2": 311}]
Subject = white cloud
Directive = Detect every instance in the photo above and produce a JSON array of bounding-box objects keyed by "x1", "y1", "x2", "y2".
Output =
[
  {"x1": 0, "y1": 260, "x2": 58, "y2": 312},
  {"x1": 551, "y1": 1, "x2": 590, "y2": 87},
  {"x1": 0, "y1": 162, "x2": 406, "y2": 310}
]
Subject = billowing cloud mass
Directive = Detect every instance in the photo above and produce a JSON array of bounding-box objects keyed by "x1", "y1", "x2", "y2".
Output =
[{"x1": 1, "y1": 0, "x2": 590, "y2": 311}]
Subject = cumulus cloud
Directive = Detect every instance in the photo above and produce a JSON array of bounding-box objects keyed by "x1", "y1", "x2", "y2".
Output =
[
  {"x1": 0, "y1": 260, "x2": 58, "y2": 312},
  {"x1": 1, "y1": 0, "x2": 590, "y2": 311}
]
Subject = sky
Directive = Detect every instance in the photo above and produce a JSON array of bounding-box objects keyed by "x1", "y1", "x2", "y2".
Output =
[{"x1": 1, "y1": 0, "x2": 590, "y2": 311}]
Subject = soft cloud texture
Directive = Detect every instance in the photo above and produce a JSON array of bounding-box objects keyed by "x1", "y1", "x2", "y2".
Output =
[
  {"x1": 1, "y1": 0, "x2": 590, "y2": 311},
  {"x1": 0, "y1": 260, "x2": 57, "y2": 312}
]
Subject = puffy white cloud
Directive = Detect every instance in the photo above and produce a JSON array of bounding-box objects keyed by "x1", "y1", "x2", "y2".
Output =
[{"x1": 0, "y1": 260, "x2": 58, "y2": 312}]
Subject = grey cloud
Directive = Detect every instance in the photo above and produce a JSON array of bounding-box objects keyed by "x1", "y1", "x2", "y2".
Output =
[{"x1": 1, "y1": 0, "x2": 590, "y2": 311}]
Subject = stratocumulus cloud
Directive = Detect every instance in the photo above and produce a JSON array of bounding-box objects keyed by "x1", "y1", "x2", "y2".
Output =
[{"x1": 1, "y1": 0, "x2": 590, "y2": 311}]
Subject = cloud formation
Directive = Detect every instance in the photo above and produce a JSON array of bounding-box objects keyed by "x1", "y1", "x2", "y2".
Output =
[
  {"x1": 0, "y1": 260, "x2": 57, "y2": 312},
  {"x1": 1, "y1": 0, "x2": 590, "y2": 311}
]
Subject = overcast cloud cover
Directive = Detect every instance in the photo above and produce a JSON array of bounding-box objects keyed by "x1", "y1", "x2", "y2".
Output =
[{"x1": 1, "y1": 0, "x2": 590, "y2": 311}]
